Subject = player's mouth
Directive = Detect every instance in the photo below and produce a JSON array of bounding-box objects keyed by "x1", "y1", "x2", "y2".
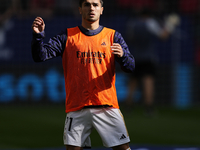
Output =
[{"x1": 89, "y1": 13, "x2": 95, "y2": 17}]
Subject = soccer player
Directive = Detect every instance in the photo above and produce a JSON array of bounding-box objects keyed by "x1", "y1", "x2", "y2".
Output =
[
  {"x1": 125, "y1": 8, "x2": 179, "y2": 116},
  {"x1": 31, "y1": 0, "x2": 135, "y2": 150}
]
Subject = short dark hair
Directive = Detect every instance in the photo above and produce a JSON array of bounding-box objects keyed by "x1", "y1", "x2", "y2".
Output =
[{"x1": 79, "y1": 0, "x2": 103, "y2": 7}]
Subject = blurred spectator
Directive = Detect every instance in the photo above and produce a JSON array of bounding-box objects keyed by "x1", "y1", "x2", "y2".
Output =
[
  {"x1": 124, "y1": 8, "x2": 180, "y2": 116},
  {"x1": 0, "y1": 0, "x2": 15, "y2": 60},
  {"x1": 30, "y1": 0, "x2": 55, "y2": 19},
  {"x1": 54, "y1": 0, "x2": 79, "y2": 17}
]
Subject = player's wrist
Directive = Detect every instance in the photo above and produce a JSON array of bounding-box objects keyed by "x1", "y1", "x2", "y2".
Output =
[{"x1": 32, "y1": 30, "x2": 45, "y2": 38}]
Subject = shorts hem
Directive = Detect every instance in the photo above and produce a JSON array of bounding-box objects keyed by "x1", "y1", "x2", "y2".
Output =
[
  {"x1": 64, "y1": 143, "x2": 81, "y2": 147},
  {"x1": 105, "y1": 139, "x2": 130, "y2": 148},
  {"x1": 64, "y1": 143, "x2": 91, "y2": 148}
]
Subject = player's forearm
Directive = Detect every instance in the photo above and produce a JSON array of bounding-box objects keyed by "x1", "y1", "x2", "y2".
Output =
[
  {"x1": 31, "y1": 31, "x2": 66, "y2": 62},
  {"x1": 31, "y1": 31, "x2": 47, "y2": 62},
  {"x1": 114, "y1": 31, "x2": 135, "y2": 73},
  {"x1": 117, "y1": 50, "x2": 135, "y2": 73}
]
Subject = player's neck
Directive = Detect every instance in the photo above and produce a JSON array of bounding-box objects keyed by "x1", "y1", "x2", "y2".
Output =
[{"x1": 82, "y1": 20, "x2": 100, "y2": 30}]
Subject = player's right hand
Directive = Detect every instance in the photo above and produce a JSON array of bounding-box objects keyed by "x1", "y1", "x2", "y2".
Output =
[{"x1": 32, "y1": 17, "x2": 45, "y2": 33}]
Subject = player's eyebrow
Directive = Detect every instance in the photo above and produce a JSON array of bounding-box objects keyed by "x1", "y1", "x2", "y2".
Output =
[{"x1": 83, "y1": 2, "x2": 100, "y2": 7}]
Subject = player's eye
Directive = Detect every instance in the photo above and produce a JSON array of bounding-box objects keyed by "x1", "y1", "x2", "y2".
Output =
[
  {"x1": 93, "y1": 3, "x2": 99, "y2": 7},
  {"x1": 84, "y1": 2, "x2": 90, "y2": 7}
]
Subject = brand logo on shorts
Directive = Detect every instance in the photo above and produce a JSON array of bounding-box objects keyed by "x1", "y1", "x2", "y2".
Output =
[{"x1": 120, "y1": 134, "x2": 126, "y2": 140}]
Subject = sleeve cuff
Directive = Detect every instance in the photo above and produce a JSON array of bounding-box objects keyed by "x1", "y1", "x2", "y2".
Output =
[{"x1": 32, "y1": 31, "x2": 45, "y2": 38}]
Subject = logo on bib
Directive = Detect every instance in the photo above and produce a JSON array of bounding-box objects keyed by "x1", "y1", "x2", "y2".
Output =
[{"x1": 101, "y1": 42, "x2": 106, "y2": 46}]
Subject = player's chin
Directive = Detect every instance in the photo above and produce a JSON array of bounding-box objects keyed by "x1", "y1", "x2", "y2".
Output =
[{"x1": 87, "y1": 18, "x2": 98, "y2": 23}]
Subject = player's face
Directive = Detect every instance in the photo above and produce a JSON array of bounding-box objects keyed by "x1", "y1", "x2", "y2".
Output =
[{"x1": 79, "y1": 0, "x2": 103, "y2": 23}]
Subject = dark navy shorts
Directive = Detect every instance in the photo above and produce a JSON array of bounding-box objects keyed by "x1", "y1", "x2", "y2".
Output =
[{"x1": 132, "y1": 60, "x2": 157, "y2": 78}]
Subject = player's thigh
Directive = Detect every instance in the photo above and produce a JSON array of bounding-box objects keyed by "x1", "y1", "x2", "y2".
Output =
[
  {"x1": 64, "y1": 109, "x2": 92, "y2": 147},
  {"x1": 92, "y1": 108, "x2": 130, "y2": 147}
]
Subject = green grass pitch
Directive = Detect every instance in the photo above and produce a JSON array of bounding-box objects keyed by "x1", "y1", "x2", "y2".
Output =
[{"x1": 0, "y1": 104, "x2": 200, "y2": 149}]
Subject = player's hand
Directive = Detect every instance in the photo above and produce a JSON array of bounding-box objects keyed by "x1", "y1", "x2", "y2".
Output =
[
  {"x1": 164, "y1": 13, "x2": 180, "y2": 33},
  {"x1": 111, "y1": 43, "x2": 124, "y2": 57},
  {"x1": 32, "y1": 17, "x2": 45, "y2": 33}
]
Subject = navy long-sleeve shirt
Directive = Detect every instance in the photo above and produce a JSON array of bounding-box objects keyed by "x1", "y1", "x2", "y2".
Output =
[{"x1": 31, "y1": 25, "x2": 135, "y2": 72}]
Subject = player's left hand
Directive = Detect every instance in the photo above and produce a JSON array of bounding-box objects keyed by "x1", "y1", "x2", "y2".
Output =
[{"x1": 111, "y1": 43, "x2": 124, "y2": 57}]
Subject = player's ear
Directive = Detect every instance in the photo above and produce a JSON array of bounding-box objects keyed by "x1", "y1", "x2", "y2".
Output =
[
  {"x1": 79, "y1": 7, "x2": 82, "y2": 15},
  {"x1": 100, "y1": 7, "x2": 104, "y2": 15}
]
